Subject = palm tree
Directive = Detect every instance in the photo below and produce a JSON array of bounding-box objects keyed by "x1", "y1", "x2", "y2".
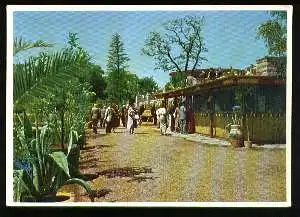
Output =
[
  {"x1": 14, "y1": 49, "x2": 89, "y2": 106},
  {"x1": 13, "y1": 37, "x2": 53, "y2": 56},
  {"x1": 12, "y1": 38, "x2": 95, "y2": 202}
]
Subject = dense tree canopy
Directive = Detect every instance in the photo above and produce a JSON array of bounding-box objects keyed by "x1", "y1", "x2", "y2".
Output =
[
  {"x1": 105, "y1": 33, "x2": 130, "y2": 104},
  {"x1": 138, "y1": 76, "x2": 159, "y2": 95},
  {"x1": 67, "y1": 32, "x2": 106, "y2": 100},
  {"x1": 257, "y1": 11, "x2": 287, "y2": 56}
]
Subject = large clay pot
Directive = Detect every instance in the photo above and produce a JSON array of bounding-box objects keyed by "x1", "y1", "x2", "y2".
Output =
[
  {"x1": 229, "y1": 124, "x2": 244, "y2": 147},
  {"x1": 244, "y1": 140, "x2": 252, "y2": 148}
]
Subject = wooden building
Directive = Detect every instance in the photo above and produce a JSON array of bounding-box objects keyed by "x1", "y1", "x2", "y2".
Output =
[{"x1": 152, "y1": 75, "x2": 286, "y2": 144}]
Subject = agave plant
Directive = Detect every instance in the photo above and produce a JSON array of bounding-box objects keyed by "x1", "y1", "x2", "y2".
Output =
[
  {"x1": 12, "y1": 37, "x2": 96, "y2": 202},
  {"x1": 13, "y1": 114, "x2": 94, "y2": 202}
]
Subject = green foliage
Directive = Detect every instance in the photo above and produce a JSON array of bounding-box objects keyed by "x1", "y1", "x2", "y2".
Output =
[
  {"x1": 13, "y1": 37, "x2": 53, "y2": 56},
  {"x1": 257, "y1": 11, "x2": 287, "y2": 56},
  {"x1": 106, "y1": 33, "x2": 131, "y2": 104},
  {"x1": 80, "y1": 63, "x2": 106, "y2": 99},
  {"x1": 164, "y1": 81, "x2": 174, "y2": 91},
  {"x1": 67, "y1": 32, "x2": 80, "y2": 49},
  {"x1": 13, "y1": 49, "x2": 90, "y2": 107},
  {"x1": 13, "y1": 122, "x2": 94, "y2": 202},
  {"x1": 13, "y1": 34, "x2": 96, "y2": 201},
  {"x1": 138, "y1": 76, "x2": 159, "y2": 94},
  {"x1": 142, "y1": 15, "x2": 208, "y2": 87},
  {"x1": 164, "y1": 71, "x2": 185, "y2": 91},
  {"x1": 106, "y1": 33, "x2": 130, "y2": 72},
  {"x1": 13, "y1": 113, "x2": 35, "y2": 161}
]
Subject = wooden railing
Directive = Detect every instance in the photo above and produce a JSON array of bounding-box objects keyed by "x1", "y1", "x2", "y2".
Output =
[{"x1": 194, "y1": 112, "x2": 286, "y2": 144}]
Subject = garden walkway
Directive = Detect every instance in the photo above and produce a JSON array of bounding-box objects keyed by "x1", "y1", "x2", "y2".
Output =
[{"x1": 59, "y1": 123, "x2": 286, "y2": 202}]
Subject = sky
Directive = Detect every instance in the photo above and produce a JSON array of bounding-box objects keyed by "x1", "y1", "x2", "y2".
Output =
[{"x1": 13, "y1": 10, "x2": 271, "y2": 87}]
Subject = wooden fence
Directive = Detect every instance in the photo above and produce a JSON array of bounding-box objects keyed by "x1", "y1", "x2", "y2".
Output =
[{"x1": 194, "y1": 112, "x2": 286, "y2": 144}]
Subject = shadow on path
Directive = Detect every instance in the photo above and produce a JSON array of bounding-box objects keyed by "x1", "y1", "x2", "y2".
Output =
[
  {"x1": 76, "y1": 173, "x2": 99, "y2": 181},
  {"x1": 98, "y1": 166, "x2": 152, "y2": 178},
  {"x1": 127, "y1": 176, "x2": 156, "y2": 183},
  {"x1": 81, "y1": 189, "x2": 112, "y2": 199}
]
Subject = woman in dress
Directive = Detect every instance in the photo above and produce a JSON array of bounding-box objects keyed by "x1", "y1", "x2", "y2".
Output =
[
  {"x1": 173, "y1": 103, "x2": 180, "y2": 133},
  {"x1": 127, "y1": 101, "x2": 136, "y2": 134},
  {"x1": 186, "y1": 104, "x2": 195, "y2": 134},
  {"x1": 105, "y1": 105, "x2": 112, "y2": 133}
]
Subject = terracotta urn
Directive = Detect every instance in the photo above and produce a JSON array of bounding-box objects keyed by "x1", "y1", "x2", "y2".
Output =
[{"x1": 229, "y1": 124, "x2": 244, "y2": 147}]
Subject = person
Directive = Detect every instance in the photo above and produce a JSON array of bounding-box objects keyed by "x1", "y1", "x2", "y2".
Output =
[
  {"x1": 127, "y1": 101, "x2": 136, "y2": 134},
  {"x1": 124, "y1": 104, "x2": 129, "y2": 128},
  {"x1": 151, "y1": 103, "x2": 157, "y2": 126},
  {"x1": 138, "y1": 103, "x2": 145, "y2": 126},
  {"x1": 121, "y1": 105, "x2": 126, "y2": 127},
  {"x1": 111, "y1": 103, "x2": 120, "y2": 133},
  {"x1": 186, "y1": 104, "x2": 196, "y2": 134},
  {"x1": 167, "y1": 103, "x2": 175, "y2": 132},
  {"x1": 91, "y1": 104, "x2": 100, "y2": 134},
  {"x1": 173, "y1": 103, "x2": 180, "y2": 132},
  {"x1": 104, "y1": 105, "x2": 113, "y2": 133},
  {"x1": 133, "y1": 106, "x2": 139, "y2": 129},
  {"x1": 157, "y1": 101, "x2": 167, "y2": 135},
  {"x1": 100, "y1": 105, "x2": 106, "y2": 128},
  {"x1": 179, "y1": 102, "x2": 187, "y2": 134}
]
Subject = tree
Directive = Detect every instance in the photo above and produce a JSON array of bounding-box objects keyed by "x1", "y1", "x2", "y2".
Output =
[
  {"x1": 13, "y1": 37, "x2": 53, "y2": 56},
  {"x1": 13, "y1": 35, "x2": 95, "y2": 202},
  {"x1": 164, "y1": 81, "x2": 174, "y2": 91},
  {"x1": 106, "y1": 33, "x2": 130, "y2": 104},
  {"x1": 138, "y1": 76, "x2": 159, "y2": 95},
  {"x1": 86, "y1": 64, "x2": 106, "y2": 99},
  {"x1": 257, "y1": 11, "x2": 287, "y2": 56},
  {"x1": 123, "y1": 72, "x2": 139, "y2": 102},
  {"x1": 66, "y1": 32, "x2": 106, "y2": 99},
  {"x1": 142, "y1": 16, "x2": 208, "y2": 88}
]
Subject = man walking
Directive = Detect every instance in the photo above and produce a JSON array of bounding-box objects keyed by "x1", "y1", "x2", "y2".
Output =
[
  {"x1": 100, "y1": 105, "x2": 106, "y2": 128},
  {"x1": 151, "y1": 103, "x2": 157, "y2": 126}
]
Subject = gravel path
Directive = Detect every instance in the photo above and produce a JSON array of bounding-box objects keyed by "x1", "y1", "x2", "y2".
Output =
[{"x1": 59, "y1": 124, "x2": 286, "y2": 202}]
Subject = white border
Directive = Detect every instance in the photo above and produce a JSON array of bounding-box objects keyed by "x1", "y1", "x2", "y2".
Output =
[
  {"x1": 6, "y1": 5, "x2": 293, "y2": 207},
  {"x1": 6, "y1": 5, "x2": 14, "y2": 207},
  {"x1": 6, "y1": 5, "x2": 293, "y2": 11}
]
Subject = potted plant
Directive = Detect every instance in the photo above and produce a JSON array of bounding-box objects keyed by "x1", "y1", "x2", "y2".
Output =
[
  {"x1": 236, "y1": 86, "x2": 255, "y2": 148},
  {"x1": 226, "y1": 105, "x2": 244, "y2": 147},
  {"x1": 13, "y1": 115, "x2": 94, "y2": 202}
]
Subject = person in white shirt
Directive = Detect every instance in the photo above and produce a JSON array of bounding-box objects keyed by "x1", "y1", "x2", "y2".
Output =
[
  {"x1": 104, "y1": 105, "x2": 112, "y2": 133},
  {"x1": 157, "y1": 101, "x2": 167, "y2": 135},
  {"x1": 127, "y1": 101, "x2": 137, "y2": 134},
  {"x1": 179, "y1": 102, "x2": 187, "y2": 134}
]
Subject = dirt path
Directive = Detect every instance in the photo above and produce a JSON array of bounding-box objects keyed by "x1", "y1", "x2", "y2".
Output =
[{"x1": 59, "y1": 124, "x2": 286, "y2": 202}]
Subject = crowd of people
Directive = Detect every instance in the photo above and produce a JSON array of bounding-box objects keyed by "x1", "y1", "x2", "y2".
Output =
[
  {"x1": 152, "y1": 100, "x2": 195, "y2": 136},
  {"x1": 90, "y1": 99, "x2": 142, "y2": 135},
  {"x1": 90, "y1": 99, "x2": 195, "y2": 136}
]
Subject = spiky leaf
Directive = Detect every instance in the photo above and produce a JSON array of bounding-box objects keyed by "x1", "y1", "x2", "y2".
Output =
[
  {"x1": 64, "y1": 178, "x2": 94, "y2": 202},
  {"x1": 49, "y1": 152, "x2": 70, "y2": 178}
]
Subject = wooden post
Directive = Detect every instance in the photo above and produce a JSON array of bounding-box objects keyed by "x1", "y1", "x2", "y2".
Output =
[
  {"x1": 209, "y1": 112, "x2": 214, "y2": 138},
  {"x1": 208, "y1": 92, "x2": 215, "y2": 138}
]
